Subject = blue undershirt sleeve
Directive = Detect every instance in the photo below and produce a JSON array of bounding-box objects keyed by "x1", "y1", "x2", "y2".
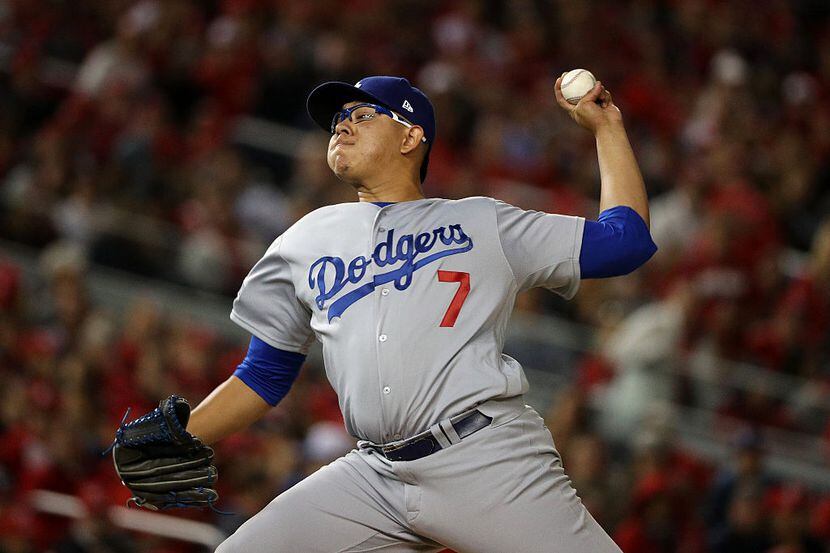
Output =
[
  {"x1": 579, "y1": 205, "x2": 658, "y2": 279},
  {"x1": 233, "y1": 336, "x2": 306, "y2": 406}
]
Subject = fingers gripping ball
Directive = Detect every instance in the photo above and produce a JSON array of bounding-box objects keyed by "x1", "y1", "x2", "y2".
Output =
[
  {"x1": 561, "y1": 69, "x2": 597, "y2": 105},
  {"x1": 110, "y1": 395, "x2": 220, "y2": 511}
]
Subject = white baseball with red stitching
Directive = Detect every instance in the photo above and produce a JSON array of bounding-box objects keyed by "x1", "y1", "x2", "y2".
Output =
[{"x1": 561, "y1": 69, "x2": 597, "y2": 104}]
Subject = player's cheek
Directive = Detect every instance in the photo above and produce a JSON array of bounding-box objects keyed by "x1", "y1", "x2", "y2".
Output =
[{"x1": 361, "y1": 137, "x2": 388, "y2": 165}]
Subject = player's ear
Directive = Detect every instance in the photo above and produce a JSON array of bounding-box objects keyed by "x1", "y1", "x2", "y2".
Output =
[{"x1": 400, "y1": 126, "x2": 425, "y2": 155}]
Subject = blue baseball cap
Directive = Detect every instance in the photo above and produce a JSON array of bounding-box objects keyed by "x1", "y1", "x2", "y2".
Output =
[{"x1": 306, "y1": 76, "x2": 436, "y2": 182}]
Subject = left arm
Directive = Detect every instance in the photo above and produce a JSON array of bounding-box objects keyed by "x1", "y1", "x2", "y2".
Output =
[
  {"x1": 579, "y1": 206, "x2": 657, "y2": 278},
  {"x1": 554, "y1": 74, "x2": 650, "y2": 227},
  {"x1": 554, "y1": 74, "x2": 656, "y2": 276},
  {"x1": 595, "y1": 123, "x2": 650, "y2": 227}
]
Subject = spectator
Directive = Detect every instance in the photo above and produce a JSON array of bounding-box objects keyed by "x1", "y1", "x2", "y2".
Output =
[
  {"x1": 706, "y1": 428, "x2": 772, "y2": 539},
  {"x1": 564, "y1": 432, "x2": 626, "y2": 530},
  {"x1": 765, "y1": 485, "x2": 825, "y2": 553},
  {"x1": 711, "y1": 482, "x2": 771, "y2": 553},
  {"x1": 614, "y1": 472, "x2": 707, "y2": 553}
]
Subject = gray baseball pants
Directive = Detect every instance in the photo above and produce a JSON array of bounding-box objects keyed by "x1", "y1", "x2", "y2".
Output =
[{"x1": 215, "y1": 397, "x2": 621, "y2": 553}]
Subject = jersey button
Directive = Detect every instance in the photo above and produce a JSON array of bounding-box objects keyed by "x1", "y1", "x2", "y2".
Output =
[
  {"x1": 383, "y1": 386, "x2": 391, "y2": 394},
  {"x1": 393, "y1": 433, "x2": 402, "y2": 440},
  {"x1": 381, "y1": 289, "x2": 389, "y2": 296},
  {"x1": 378, "y1": 226, "x2": 386, "y2": 232},
  {"x1": 379, "y1": 334, "x2": 387, "y2": 342}
]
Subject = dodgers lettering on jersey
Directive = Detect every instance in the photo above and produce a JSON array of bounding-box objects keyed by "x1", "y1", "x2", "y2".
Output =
[
  {"x1": 231, "y1": 197, "x2": 584, "y2": 443},
  {"x1": 309, "y1": 225, "x2": 473, "y2": 321}
]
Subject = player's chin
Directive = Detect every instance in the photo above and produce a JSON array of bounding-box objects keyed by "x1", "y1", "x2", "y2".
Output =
[
  {"x1": 329, "y1": 153, "x2": 357, "y2": 178},
  {"x1": 329, "y1": 159, "x2": 357, "y2": 183}
]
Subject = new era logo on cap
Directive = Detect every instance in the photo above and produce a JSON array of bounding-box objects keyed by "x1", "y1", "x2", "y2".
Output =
[{"x1": 402, "y1": 100, "x2": 414, "y2": 113}]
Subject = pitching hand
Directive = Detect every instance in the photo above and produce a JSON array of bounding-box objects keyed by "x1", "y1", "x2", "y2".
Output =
[{"x1": 554, "y1": 75, "x2": 622, "y2": 134}]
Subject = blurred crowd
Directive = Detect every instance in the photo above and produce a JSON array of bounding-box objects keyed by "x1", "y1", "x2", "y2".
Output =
[
  {"x1": 0, "y1": 243, "x2": 353, "y2": 552},
  {"x1": 1, "y1": 0, "x2": 830, "y2": 551}
]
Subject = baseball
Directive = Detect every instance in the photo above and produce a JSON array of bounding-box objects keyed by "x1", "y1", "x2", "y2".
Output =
[{"x1": 561, "y1": 69, "x2": 597, "y2": 104}]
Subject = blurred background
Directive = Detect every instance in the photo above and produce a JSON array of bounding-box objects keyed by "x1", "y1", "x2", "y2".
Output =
[{"x1": 1, "y1": 0, "x2": 829, "y2": 551}]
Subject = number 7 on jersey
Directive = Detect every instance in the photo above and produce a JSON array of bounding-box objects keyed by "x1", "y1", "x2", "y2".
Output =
[{"x1": 437, "y1": 270, "x2": 470, "y2": 327}]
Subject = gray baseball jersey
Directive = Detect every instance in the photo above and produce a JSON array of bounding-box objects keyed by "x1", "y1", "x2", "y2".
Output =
[
  {"x1": 231, "y1": 196, "x2": 584, "y2": 443},
  {"x1": 222, "y1": 197, "x2": 624, "y2": 553}
]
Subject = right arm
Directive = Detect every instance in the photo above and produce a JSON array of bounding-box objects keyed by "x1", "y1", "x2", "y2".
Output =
[
  {"x1": 187, "y1": 376, "x2": 271, "y2": 445},
  {"x1": 187, "y1": 335, "x2": 306, "y2": 444},
  {"x1": 194, "y1": 229, "x2": 314, "y2": 444}
]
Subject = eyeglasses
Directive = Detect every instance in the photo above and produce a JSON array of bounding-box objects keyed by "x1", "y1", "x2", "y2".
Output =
[{"x1": 331, "y1": 103, "x2": 428, "y2": 142}]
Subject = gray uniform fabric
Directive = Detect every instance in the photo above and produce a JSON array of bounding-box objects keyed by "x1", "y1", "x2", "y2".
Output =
[{"x1": 223, "y1": 197, "x2": 621, "y2": 552}]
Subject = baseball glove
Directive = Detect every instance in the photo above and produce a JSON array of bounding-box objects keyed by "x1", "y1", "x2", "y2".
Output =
[{"x1": 110, "y1": 395, "x2": 219, "y2": 510}]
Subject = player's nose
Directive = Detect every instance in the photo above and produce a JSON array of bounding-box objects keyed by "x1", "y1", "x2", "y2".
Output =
[{"x1": 333, "y1": 117, "x2": 355, "y2": 137}]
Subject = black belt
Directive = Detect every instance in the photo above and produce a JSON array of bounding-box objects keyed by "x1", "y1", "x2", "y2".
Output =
[{"x1": 363, "y1": 410, "x2": 492, "y2": 462}]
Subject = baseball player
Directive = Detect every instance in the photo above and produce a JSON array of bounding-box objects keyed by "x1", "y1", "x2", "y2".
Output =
[{"x1": 128, "y1": 74, "x2": 657, "y2": 552}]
